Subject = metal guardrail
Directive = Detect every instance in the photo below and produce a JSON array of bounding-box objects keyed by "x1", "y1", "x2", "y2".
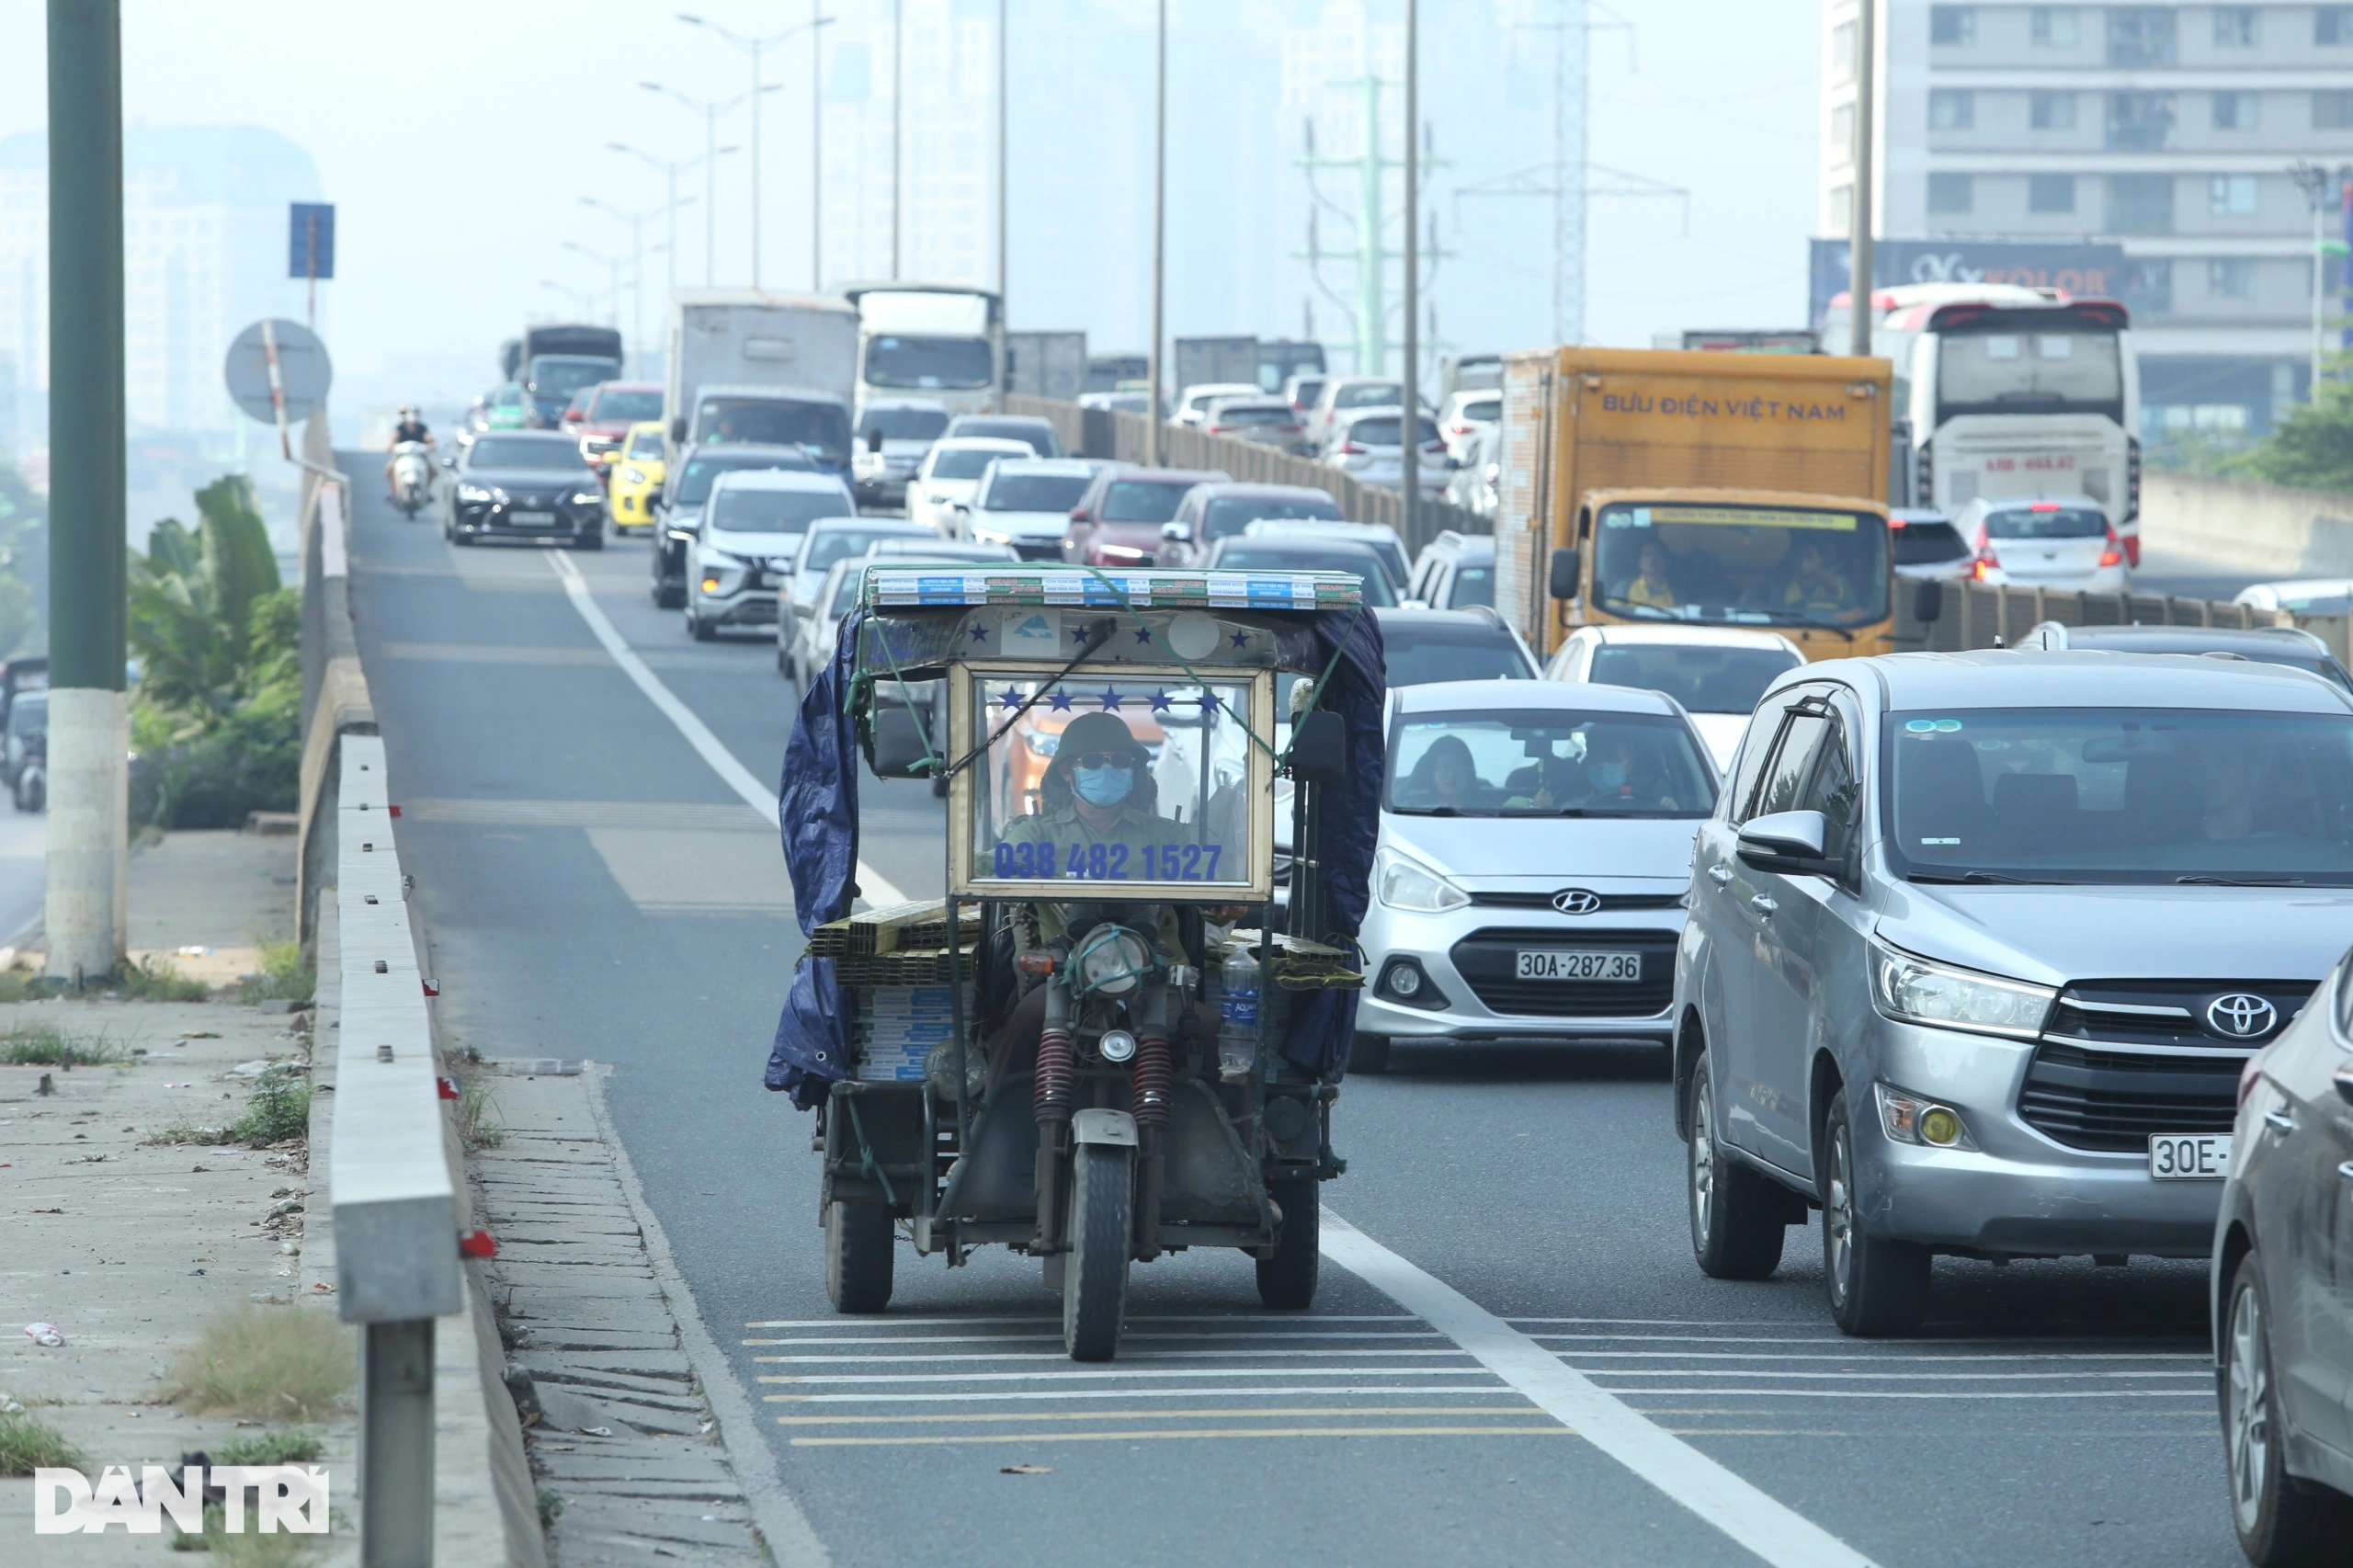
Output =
[
  {"x1": 1898, "y1": 579, "x2": 2291, "y2": 651},
  {"x1": 329, "y1": 733, "x2": 460, "y2": 1568},
  {"x1": 1005, "y1": 393, "x2": 1485, "y2": 562}
]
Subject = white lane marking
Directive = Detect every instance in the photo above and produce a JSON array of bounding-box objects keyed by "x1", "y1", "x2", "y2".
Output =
[
  {"x1": 756, "y1": 1366, "x2": 1494, "y2": 1385},
  {"x1": 1529, "y1": 1332, "x2": 2204, "y2": 1357},
  {"x1": 1540, "y1": 1387, "x2": 2211, "y2": 1401},
  {"x1": 548, "y1": 550, "x2": 907, "y2": 906},
  {"x1": 743, "y1": 1329, "x2": 1446, "y2": 1346},
  {"x1": 767, "y1": 1384, "x2": 1525, "y2": 1405},
  {"x1": 1573, "y1": 1368, "x2": 2206, "y2": 1382},
  {"x1": 750, "y1": 1347, "x2": 1472, "y2": 1365},
  {"x1": 745, "y1": 1313, "x2": 1415, "y2": 1328},
  {"x1": 1319, "y1": 1210, "x2": 1878, "y2": 1568},
  {"x1": 1559, "y1": 1349, "x2": 2206, "y2": 1364}
]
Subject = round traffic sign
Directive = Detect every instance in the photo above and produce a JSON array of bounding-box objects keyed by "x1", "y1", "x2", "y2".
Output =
[{"x1": 223, "y1": 318, "x2": 333, "y2": 425}]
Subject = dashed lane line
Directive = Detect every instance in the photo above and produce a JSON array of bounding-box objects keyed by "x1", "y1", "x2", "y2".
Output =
[
  {"x1": 787, "y1": 1426, "x2": 1577, "y2": 1448},
  {"x1": 1319, "y1": 1209, "x2": 1880, "y2": 1568},
  {"x1": 546, "y1": 549, "x2": 908, "y2": 906},
  {"x1": 764, "y1": 1384, "x2": 1519, "y2": 1404}
]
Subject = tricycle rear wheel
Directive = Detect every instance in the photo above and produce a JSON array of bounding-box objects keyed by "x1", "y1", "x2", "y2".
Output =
[
  {"x1": 1256, "y1": 1176, "x2": 1320, "y2": 1309},
  {"x1": 824, "y1": 1200, "x2": 894, "y2": 1314},
  {"x1": 1063, "y1": 1144, "x2": 1132, "y2": 1361}
]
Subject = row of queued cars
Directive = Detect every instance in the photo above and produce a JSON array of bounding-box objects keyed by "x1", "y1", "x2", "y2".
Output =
[
  {"x1": 1156, "y1": 366, "x2": 1504, "y2": 511},
  {"x1": 1345, "y1": 578, "x2": 2353, "y2": 1558}
]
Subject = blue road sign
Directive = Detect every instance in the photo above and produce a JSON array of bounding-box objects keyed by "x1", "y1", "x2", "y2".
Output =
[{"x1": 290, "y1": 203, "x2": 335, "y2": 281}]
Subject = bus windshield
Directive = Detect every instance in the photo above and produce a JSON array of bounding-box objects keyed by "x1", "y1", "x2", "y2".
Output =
[
  {"x1": 1935, "y1": 324, "x2": 2123, "y2": 422},
  {"x1": 1594, "y1": 502, "x2": 1891, "y2": 631}
]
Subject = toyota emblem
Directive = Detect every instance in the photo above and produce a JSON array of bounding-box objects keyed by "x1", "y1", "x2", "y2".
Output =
[
  {"x1": 2205, "y1": 993, "x2": 2278, "y2": 1040},
  {"x1": 1551, "y1": 889, "x2": 1602, "y2": 915}
]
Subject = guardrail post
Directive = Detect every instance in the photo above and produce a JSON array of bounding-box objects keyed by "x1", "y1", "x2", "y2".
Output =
[{"x1": 330, "y1": 734, "x2": 461, "y2": 1568}]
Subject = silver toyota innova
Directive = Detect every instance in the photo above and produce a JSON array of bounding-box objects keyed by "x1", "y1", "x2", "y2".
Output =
[{"x1": 1673, "y1": 650, "x2": 2353, "y2": 1335}]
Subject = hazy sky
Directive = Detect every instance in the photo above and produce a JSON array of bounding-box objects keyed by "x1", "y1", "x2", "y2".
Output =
[{"x1": 0, "y1": 0, "x2": 1820, "y2": 399}]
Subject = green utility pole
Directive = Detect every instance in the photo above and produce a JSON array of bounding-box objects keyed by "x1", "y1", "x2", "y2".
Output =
[{"x1": 44, "y1": 0, "x2": 129, "y2": 984}]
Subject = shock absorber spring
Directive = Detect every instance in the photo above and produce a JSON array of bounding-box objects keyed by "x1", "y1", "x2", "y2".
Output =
[
  {"x1": 1033, "y1": 1026, "x2": 1075, "y2": 1119},
  {"x1": 1131, "y1": 1034, "x2": 1174, "y2": 1127}
]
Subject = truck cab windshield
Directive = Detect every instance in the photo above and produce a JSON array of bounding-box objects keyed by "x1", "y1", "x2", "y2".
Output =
[
  {"x1": 529, "y1": 356, "x2": 618, "y2": 402},
  {"x1": 866, "y1": 335, "x2": 995, "y2": 391},
  {"x1": 1594, "y1": 502, "x2": 1891, "y2": 631},
  {"x1": 696, "y1": 399, "x2": 851, "y2": 465}
]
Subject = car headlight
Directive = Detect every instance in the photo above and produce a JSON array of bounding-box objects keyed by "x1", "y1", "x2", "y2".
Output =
[
  {"x1": 620, "y1": 466, "x2": 649, "y2": 485},
  {"x1": 973, "y1": 525, "x2": 1012, "y2": 545},
  {"x1": 456, "y1": 482, "x2": 498, "y2": 505},
  {"x1": 1374, "y1": 846, "x2": 1470, "y2": 913},
  {"x1": 1868, "y1": 941, "x2": 2054, "y2": 1040},
  {"x1": 570, "y1": 487, "x2": 603, "y2": 506},
  {"x1": 1873, "y1": 1081, "x2": 1979, "y2": 1150}
]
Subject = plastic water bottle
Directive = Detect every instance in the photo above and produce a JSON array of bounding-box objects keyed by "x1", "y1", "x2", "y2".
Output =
[{"x1": 1217, "y1": 945, "x2": 1261, "y2": 1081}]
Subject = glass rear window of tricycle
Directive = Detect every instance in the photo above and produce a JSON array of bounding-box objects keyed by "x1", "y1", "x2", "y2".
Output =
[{"x1": 961, "y1": 669, "x2": 1263, "y2": 894}]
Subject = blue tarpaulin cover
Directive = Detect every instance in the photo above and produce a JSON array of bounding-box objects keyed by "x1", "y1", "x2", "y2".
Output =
[{"x1": 766, "y1": 601, "x2": 1386, "y2": 1103}]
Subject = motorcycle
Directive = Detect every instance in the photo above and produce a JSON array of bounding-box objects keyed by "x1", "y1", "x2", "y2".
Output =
[{"x1": 392, "y1": 441, "x2": 434, "y2": 518}]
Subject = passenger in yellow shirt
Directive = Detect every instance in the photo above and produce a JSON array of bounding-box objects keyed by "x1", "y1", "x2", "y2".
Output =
[
  {"x1": 1620, "y1": 540, "x2": 1677, "y2": 612},
  {"x1": 1782, "y1": 539, "x2": 1851, "y2": 616}
]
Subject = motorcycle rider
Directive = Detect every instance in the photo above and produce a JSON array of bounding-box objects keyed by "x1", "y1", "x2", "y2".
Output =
[{"x1": 385, "y1": 404, "x2": 435, "y2": 502}]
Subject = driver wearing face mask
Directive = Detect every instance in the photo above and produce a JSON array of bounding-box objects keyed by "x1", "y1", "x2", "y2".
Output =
[{"x1": 996, "y1": 710, "x2": 1189, "y2": 947}]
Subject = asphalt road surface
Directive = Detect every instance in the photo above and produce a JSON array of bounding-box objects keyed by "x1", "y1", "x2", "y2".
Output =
[{"x1": 345, "y1": 463, "x2": 2239, "y2": 1568}]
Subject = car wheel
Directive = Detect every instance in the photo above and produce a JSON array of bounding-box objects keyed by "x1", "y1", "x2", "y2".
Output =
[
  {"x1": 1348, "y1": 1032, "x2": 1391, "y2": 1074},
  {"x1": 1688, "y1": 1051, "x2": 1788, "y2": 1280},
  {"x1": 1256, "y1": 1175, "x2": 1320, "y2": 1309},
  {"x1": 824, "y1": 1199, "x2": 894, "y2": 1314},
  {"x1": 688, "y1": 608, "x2": 716, "y2": 642},
  {"x1": 2225, "y1": 1249, "x2": 2353, "y2": 1563},
  {"x1": 574, "y1": 529, "x2": 603, "y2": 551},
  {"x1": 1820, "y1": 1087, "x2": 1930, "y2": 1336}
]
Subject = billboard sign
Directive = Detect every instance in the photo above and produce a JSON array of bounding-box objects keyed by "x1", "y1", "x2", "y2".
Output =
[
  {"x1": 289, "y1": 202, "x2": 335, "y2": 281},
  {"x1": 1808, "y1": 239, "x2": 2130, "y2": 330}
]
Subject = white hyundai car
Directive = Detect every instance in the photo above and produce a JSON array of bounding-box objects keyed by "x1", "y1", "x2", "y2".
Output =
[{"x1": 1541, "y1": 624, "x2": 1804, "y2": 772}]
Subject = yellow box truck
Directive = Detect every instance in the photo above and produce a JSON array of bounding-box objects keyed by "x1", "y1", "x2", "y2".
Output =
[{"x1": 1494, "y1": 347, "x2": 1908, "y2": 662}]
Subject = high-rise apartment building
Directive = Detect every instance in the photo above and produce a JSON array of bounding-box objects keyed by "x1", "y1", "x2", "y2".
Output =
[
  {"x1": 1817, "y1": 1, "x2": 2349, "y2": 435},
  {"x1": 0, "y1": 125, "x2": 322, "y2": 449}
]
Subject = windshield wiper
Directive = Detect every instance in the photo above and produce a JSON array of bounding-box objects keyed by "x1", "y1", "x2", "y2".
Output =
[
  {"x1": 1907, "y1": 870, "x2": 2053, "y2": 885},
  {"x1": 2176, "y1": 874, "x2": 2309, "y2": 887},
  {"x1": 1390, "y1": 805, "x2": 1462, "y2": 816}
]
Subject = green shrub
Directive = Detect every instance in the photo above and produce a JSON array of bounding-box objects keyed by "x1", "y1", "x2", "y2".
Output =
[
  {"x1": 242, "y1": 938, "x2": 313, "y2": 1005},
  {"x1": 232, "y1": 1071, "x2": 311, "y2": 1147},
  {"x1": 171, "y1": 1303, "x2": 353, "y2": 1420},
  {"x1": 0, "y1": 1409, "x2": 85, "y2": 1475}
]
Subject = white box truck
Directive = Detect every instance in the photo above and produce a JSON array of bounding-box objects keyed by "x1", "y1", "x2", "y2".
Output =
[
  {"x1": 847, "y1": 285, "x2": 1004, "y2": 418},
  {"x1": 664, "y1": 290, "x2": 859, "y2": 449}
]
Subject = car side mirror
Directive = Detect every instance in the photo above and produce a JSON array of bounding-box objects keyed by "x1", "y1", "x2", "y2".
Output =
[
  {"x1": 1289, "y1": 710, "x2": 1347, "y2": 786},
  {"x1": 868, "y1": 706, "x2": 938, "y2": 780},
  {"x1": 1548, "y1": 547, "x2": 1581, "y2": 601},
  {"x1": 438, "y1": 456, "x2": 457, "y2": 470},
  {"x1": 1161, "y1": 521, "x2": 1192, "y2": 542},
  {"x1": 669, "y1": 416, "x2": 688, "y2": 442},
  {"x1": 1069, "y1": 506, "x2": 1089, "y2": 522},
  {"x1": 1914, "y1": 580, "x2": 1944, "y2": 624},
  {"x1": 2335, "y1": 1064, "x2": 2353, "y2": 1108},
  {"x1": 868, "y1": 428, "x2": 884, "y2": 452},
  {"x1": 1736, "y1": 809, "x2": 1833, "y2": 875}
]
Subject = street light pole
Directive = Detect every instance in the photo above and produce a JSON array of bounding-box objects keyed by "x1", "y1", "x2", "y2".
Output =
[
  {"x1": 1146, "y1": 0, "x2": 1166, "y2": 466},
  {"x1": 813, "y1": 0, "x2": 825, "y2": 290},
  {"x1": 45, "y1": 0, "x2": 128, "y2": 983},
  {"x1": 612, "y1": 141, "x2": 736, "y2": 302},
  {"x1": 1402, "y1": 0, "x2": 1420, "y2": 547},
  {"x1": 585, "y1": 198, "x2": 676, "y2": 376},
  {"x1": 2290, "y1": 161, "x2": 2337, "y2": 398},
  {"x1": 1848, "y1": 0, "x2": 1876, "y2": 358},
  {"x1": 996, "y1": 0, "x2": 1008, "y2": 313},
  {"x1": 680, "y1": 16, "x2": 831, "y2": 290},
  {"x1": 892, "y1": 0, "x2": 904, "y2": 280}
]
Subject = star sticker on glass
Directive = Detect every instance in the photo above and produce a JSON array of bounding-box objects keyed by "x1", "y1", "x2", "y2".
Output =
[
  {"x1": 1097, "y1": 688, "x2": 1126, "y2": 711},
  {"x1": 1149, "y1": 689, "x2": 1174, "y2": 712},
  {"x1": 969, "y1": 623, "x2": 989, "y2": 642},
  {"x1": 1230, "y1": 631, "x2": 1250, "y2": 648},
  {"x1": 1047, "y1": 688, "x2": 1074, "y2": 712},
  {"x1": 998, "y1": 688, "x2": 1025, "y2": 712},
  {"x1": 1133, "y1": 625, "x2": 1154, "y2": 644},
  {"x1": 1072, "y1": 626, "x2": 1093, "y2": 644}
]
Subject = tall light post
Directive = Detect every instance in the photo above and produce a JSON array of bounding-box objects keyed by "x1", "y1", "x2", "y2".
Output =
[
  {"x1": 2289, "y1": 161, "x2": 2350, "y2": 398},
  {"x1": 1146, "y1": 0, "x2": 1166, "y2": 465},
  {"x1": 812, "y1": 0, "x2": 826, "y2": 290},
  {"x1": 996, "y1": 0, "x2": 1008, "y2": 314},
  {"x1": 1401, "y1": 0, "x2": 1420, "y2": 547},
  {"x1": 892, "y1": 0, "x2": 905, "y2": 279},
  {"x1": 641, "y1": 80, "x2": 761, "y2": 285},
  {"x1": 1847, "y1": 0, "x2": 1877, "y2": 358},
  {"x1": 680, "y1": 12, "x2": 833, "y2": 291},
  {"x1": 563, "y1": 240, "x2": 627, "y2": 328},
  {"x1": 610, "y1": 141, "x2": 737, "y2": 301},
  {"x1": 584, "y1": 196, "x2": 686, "y2": 377}
]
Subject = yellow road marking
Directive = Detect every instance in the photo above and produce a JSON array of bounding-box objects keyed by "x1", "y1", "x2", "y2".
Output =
[
  {"x1": 787, "y1": 1425, "x2": 1577, "y2": 1447},
  {"x1": 774, "y1": 1405, "x2": 1545, "y2": 1426}
]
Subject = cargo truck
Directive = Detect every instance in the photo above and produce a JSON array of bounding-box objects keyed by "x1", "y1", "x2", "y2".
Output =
[
  {"x1": 508, "y1": 324, "x2": 624, "y2": 429},
  {"x1": 1006, "y1": 330, "x2": 1088, "y2": 401},
  {"x1": 664, "y1": 290, "x2": 859, "y2": 450},
  {"x1": 1495, "y1": 347, "x2": 1922, "y2": 663},
  {"x1": 847, "y1": 285, "x2": 1003, "y2": 417}
]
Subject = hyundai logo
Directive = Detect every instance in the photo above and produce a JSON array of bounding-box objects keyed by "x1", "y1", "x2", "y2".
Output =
[
  {"x1": 1551, "y1": 889, "x2": 1603, "y2": 916},
  {"x1": 2205, "y1": 993, "x2": 2278, "y2": 1040}
]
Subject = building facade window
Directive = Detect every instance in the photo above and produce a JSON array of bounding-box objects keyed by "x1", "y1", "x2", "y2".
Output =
[
  {"x1": 2031, "y1": 90, "x2": 2077, "y2": 130},
  {"x1": 1929, "y1": 89, "x2": 1974, "y2": 130},
  {"x1": 2108, "y1": 174, "x2": 2176, "y2": 233},
  {"x1": 2317, "y1": 91, "x2": 2353, "y2": 129},
  {"x1": 1830, "y1": 103, "x2": 1856, "y2": 164},
  {"x1": 2210, "y1": 173, "x2": 2258, "y2": 214},
  {"x1": 2212, "y1": 91, "x2": 2258, "y2": 131},
  {"x1": 2107, "y1": 92, "x2": 2177, "y2": 150},
  {"x1": 2031, "y1": 6, "x2": 2079, "y2": 45},
  {"x1": 2108, "y1": 6, "x2": 2177, "y2": 65},
  {"x1": 1930, "y1": 6, "x2": 1975, "y2": 45},
  {"x1": 2213, "y1": 6, "x2": 2259, "y2": 45},
  {"x1": 1826, "y1": 186, "x2": 1853, "y2": 237},
  {"x1": 2122, "y1": 259, "x2": 2174, "y2": 314},
  {"x1": 2208, "y1": 258, "x2": 2256, "y2": 298},
  {"x1": 1927, "y1": 172, "x2": 1974, "y2": 212},
  {"x1": 2029, "y1": 174, "x2": 2076, "y2": 212},
  {"x1": 2318, "y1": 6, "x2": 2353, "y2": 44},
  {"x1": 1831, "y1": 18, "x2": 1855, "y2": 82}
]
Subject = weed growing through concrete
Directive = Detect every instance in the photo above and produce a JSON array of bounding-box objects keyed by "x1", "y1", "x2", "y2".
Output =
[
  {"x1": 0, "y1": 1407, "x2": 88, "y2": 1475},
  {"x1": 459, "y1": 1080, "x2": 505, "y2": 1150},
  {"x1": 167, "y1": 1502, "x2": 326, "y2": 1562},
  {"x1": 232, "y1": 1070, "x2": 311, "y2": 1147},
  {"x1": 171, "y1": 1304, "x2": 354, "y2": 1421},
  {"x1": 0, "y1": 1024, "x2": 128, "y2": 1067},
  {"x1": 207, "y1": 1426, "x2": 324, "y2": 1466},
  {"x1": 112, "y1": 957, "x2": 212, "y2": 1002},
  {"x1": 537, "y1": 1488, "x2": 565, "y2": 1528},
  {"x1": 241, "y1": 939, "x2": 314, "y2": 1006}
]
